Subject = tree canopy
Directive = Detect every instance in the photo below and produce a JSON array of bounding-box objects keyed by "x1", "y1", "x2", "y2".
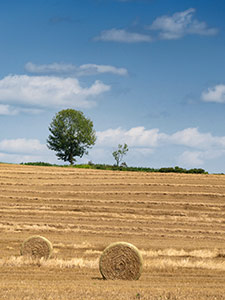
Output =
[
  {"x1": 47, "y1": 109, "x2": 96, "y2": 165},
  {"x1": 112, "y1": 143, "x2": 129, "y2": 167}
]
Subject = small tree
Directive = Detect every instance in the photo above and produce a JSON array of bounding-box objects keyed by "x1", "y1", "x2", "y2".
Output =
[
  {"x1": 47, "y1": 109, "x2": 96, "y2": 165},
  {"x1": 112, "y1": 143, "x2": 129, "y2": 167}
]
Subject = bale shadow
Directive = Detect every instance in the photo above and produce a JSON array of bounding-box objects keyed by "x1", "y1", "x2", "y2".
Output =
[{"x1": 91, "y1": 277, "x2": 105, "y2": 280}]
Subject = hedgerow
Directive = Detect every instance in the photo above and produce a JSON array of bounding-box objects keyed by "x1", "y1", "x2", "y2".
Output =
[{"x1": 20, "y1": 162, "x2": 208, "y2": 174}]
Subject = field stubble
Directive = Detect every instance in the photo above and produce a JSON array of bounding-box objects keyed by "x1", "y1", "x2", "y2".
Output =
[{"x1": 0, "y1": 164, "x2": 225, "y2": 299}]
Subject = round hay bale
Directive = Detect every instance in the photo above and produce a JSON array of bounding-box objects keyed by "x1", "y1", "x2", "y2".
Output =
[
  {"x1": 20, "y1": 235, "x2": 53, "y2": 259},
  {"x1": 99, "y1": 242, "x2": 143, "y2": 280}
]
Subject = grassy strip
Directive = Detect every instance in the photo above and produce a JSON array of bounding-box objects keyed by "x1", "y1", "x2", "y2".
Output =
[{"x1": 20, "y1": 162, "x2": 208, "y2": 174}]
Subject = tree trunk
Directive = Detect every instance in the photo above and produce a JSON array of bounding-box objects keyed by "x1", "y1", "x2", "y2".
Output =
[{"x1": 69, "y1": 153, "x2": 74, "y2": 165}]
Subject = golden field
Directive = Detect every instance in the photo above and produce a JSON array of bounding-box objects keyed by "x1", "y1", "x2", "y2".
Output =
[{"x1": 0, "y1": 163, "x2": 225, "y2": 300}]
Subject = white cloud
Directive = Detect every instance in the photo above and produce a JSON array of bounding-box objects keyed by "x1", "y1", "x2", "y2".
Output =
[
  {"x1": 148, "y1": 8, "x2": 218, "y2": 40},
  {"x1": 0, "y1": 75, "x2": 110, "y2": 109},
  {"x1": 168, "y1": 128, "x2": 218, "y2": 149},
  {"x1": 25, "y1": 62, "x2": 128, "y2": 76},
  {"x1": 0, "y1": 104, "x2": 42, "y2": 115},
  {"x1": 96, "y1": 127, "x2": 165, "y2": 147},
  {"x1": 94, "y1": 28, "x2": 152, "y2": 43},
  {"x1": 96, "y1": 127, "x2": 225, "y2": 150},
  {"x1": 127, "y1": 147, "x2": 154, "y2": 163},
  {"x1": 168, "y1": 128, "x2": 225, "y2": 150},
  {"x1": 178, "y1": 149, "x2": 225, "y2": 168},
  {"x1": 0, "y1": 138, "x2": 46, "y2": 154},
  {"x1": 178, "y1": 151, "x2": 204, "y2": 166},
  {"x1": 79, "y1": 64, "x2": 128, "y2": 76},
  {"x1": 0, "y1": 152, "x2": 45, "y2": 164},
  {"x1": 94, "y1": 8, "x2": 217, "y2": 44},
  {"x1": 25, "y1": 62, "x2": 77, "y2": 74},
  {"x1": 201, "y1": 84, "x2": 225, "y2": 103},
  {"x1": 0, "y1": 138, "x2": 59, "y2": 164},
  {"x1": 0, "y1": 104, "x2": 18, "y2": 115}
]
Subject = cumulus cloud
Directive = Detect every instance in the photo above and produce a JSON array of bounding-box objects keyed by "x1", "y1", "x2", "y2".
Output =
[
  {"x1": 168, "y1": 128, "x2": 225, "y2": 149},
  {"x1": 96, "y1": 126, "x2": 225, "y2": 150},
  {"x1": 0, "y1": 104, "x2": 42, "y2": 115},
  {"x1": 94, "y1": 28, "x2": 152, "y2": 43},
  {"x1": 0, "y1": 152, "x2": 45, "y2": 164},
  {"x1": 178, "y1": 149, "x2": 225, "y2": 168},
  {"x1": 25, "y1": 62, "x2": 128, "y2": 76},
  {"x1": 0, "y1": 138, "x2": 59, "y2": 164},
  {"x1": 148, "y1": 8, "x2": 218, "y2": 40},
  {"x1": 178, "y1": 151, "x2": 204, "y2": 166},
  {"x1": 96, "y1": 127, "x2": 166, "y2": 147},
  {"x1": 0, "y1": 138, "x2": 46, "y2": 154},
  {"x1": 0, "y1": 75, "x2": 110, "y2": 109},
  {"x1": 201, "y1": 84, "x2": 225, "y2": 103}
]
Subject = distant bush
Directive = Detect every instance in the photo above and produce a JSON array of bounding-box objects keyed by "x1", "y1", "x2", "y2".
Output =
[
  {"x1": 20, "y1": 162, "x2": 208, "y2": 174},
  {"x1": 158, "y1": 166, "x2": 207, "y2": 174},
  {"x1": 21, "y1": 162, "x2": 56, "y2": 167},
  {"x1": 187, "y1": 168, "x2": 206, "y2": 174}
]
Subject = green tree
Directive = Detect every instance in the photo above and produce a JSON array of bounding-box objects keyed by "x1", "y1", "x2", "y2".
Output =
[
  {"x1": 112, "y1": 143, "x2": 129, "y2": 167},
  {"x1": 47, "y1": 109, "x2": 96, "y2": 165}
]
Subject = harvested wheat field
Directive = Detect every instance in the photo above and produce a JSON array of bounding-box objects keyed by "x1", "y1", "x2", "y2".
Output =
[{"x1": 0, "y1": 163, "x2": 225, "y2": 299}]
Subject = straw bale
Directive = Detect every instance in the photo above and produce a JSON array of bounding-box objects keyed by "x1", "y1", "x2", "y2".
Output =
[
  {"x1": 20, "y1": 235, "x2": 53, "y2": 259},
  {"x1": 99, "y1": 242, "x2": 143, "y2": 280}
]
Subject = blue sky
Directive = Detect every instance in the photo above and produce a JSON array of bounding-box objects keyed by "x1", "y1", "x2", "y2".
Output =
[{"x1": 0, "y1": 0, "x2": 225, "y2": 173}]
